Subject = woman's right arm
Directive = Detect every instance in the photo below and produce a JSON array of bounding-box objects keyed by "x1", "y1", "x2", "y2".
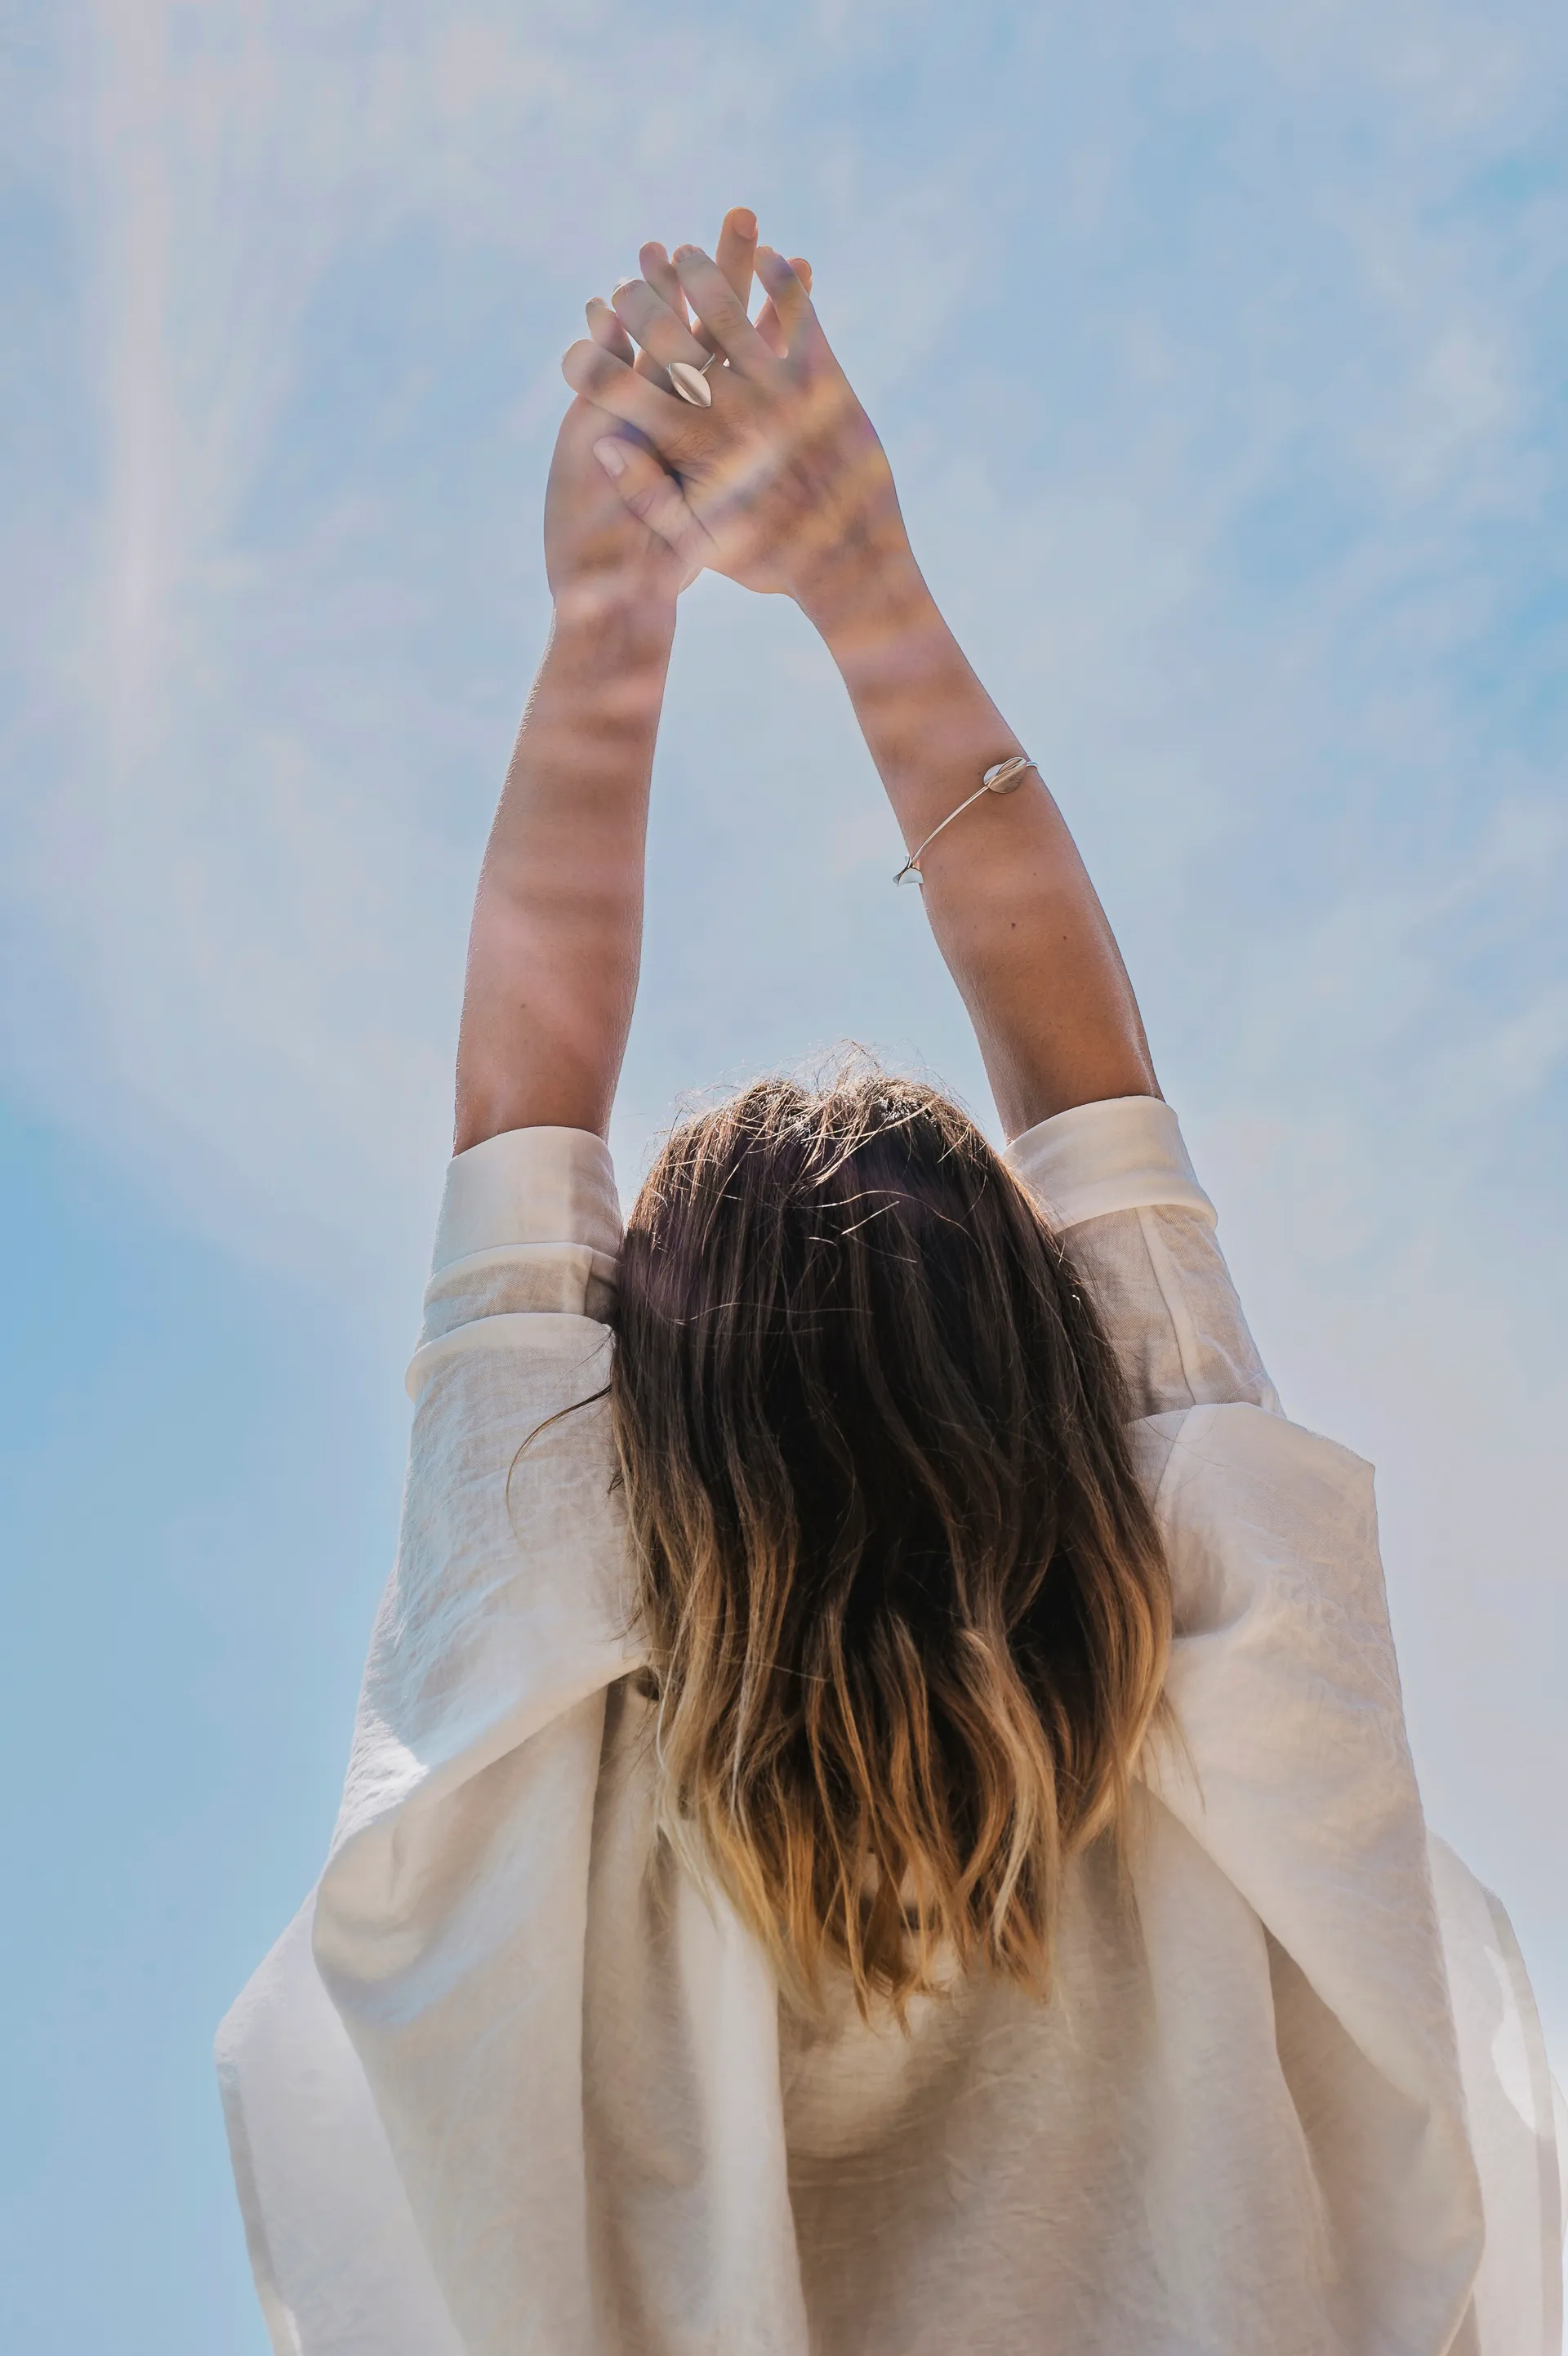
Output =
[{"x1": 800, "y1": 555, "x2": 1157, "y2": 1138}]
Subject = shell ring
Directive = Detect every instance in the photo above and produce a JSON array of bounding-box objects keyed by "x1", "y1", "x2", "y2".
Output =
[{"x1": 669, "y1": 353, "x2": 719, "y2": 408}]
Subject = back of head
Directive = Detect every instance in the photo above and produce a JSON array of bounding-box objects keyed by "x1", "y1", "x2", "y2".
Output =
[{"x1": 610, "y1": 1064, "x2": 1169, "y2": 2015}]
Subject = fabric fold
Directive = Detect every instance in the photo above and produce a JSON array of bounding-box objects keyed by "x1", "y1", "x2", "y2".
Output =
[
  {"x1": 431, "y1": 1125, "x2": 622, "y2": 1274},
  {"x1": 1134, "y1": 1404, "x2": 1485, "y2": 2351}
]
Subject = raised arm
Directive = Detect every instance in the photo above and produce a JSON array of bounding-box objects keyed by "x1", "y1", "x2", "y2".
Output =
[
  {"x1": 456, "y1": 211, "x2": 771, "y2": 1152},
  {"x1": 452, "y1": 393, "x2": 680, "y2": 1151},
  {"x1": 803, "y1": 561, "x2": 1156, "y2": 1136},
  {"x1": 567, "y1": 243, "x2": 1157, "y2": 1138}
]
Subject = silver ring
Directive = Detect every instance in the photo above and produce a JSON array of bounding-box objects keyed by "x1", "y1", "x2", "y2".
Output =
[{"x1": 668, "y1": 352, "x2": 719, "y2": 408}]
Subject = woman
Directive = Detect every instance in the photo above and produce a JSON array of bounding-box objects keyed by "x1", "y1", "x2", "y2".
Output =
[{"x1": 219, "y1": 213, "x2": 1561, "y2": 2355}]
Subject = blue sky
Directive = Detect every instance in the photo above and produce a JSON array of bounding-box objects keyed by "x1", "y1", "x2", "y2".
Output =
[{"x1": 2, "y1": 2, "x2": 1565, "y2": 2347}]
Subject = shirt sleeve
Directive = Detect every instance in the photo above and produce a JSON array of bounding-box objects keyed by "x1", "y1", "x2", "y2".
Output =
[
  {"x1": 406, "y1": 1124, "x2": 622, "y2": 1398},
  {"x1": 331, "y1": 1122, "x2": 635, "y2": 1881},
  {"x1": 298, "y1": 1127, "x2": 648, "y2": 2350},
  {"x1": 1126, "y1": 1404, "x2": 1486, "y2": 2350},
  {"x1": 1004, "y1": 1097, "x2": 1280, "y2": 1421}
]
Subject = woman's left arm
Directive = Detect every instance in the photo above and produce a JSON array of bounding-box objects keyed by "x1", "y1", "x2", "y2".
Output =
[
  {"x1": 452, "y1": 394, "x2": 685, "y2": 1151},
  {"x1": 457, "y1": 205, "x2": 768, "y2": 1151}
]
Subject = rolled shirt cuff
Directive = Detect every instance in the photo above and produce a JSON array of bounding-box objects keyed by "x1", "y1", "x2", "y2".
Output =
[
  {"x1": 1004, "y1": 1097, "x2": 1215, "y2": 1231},
  {"x1": 430, "y1": 1126, "x2": 624, "y2": 1273}
]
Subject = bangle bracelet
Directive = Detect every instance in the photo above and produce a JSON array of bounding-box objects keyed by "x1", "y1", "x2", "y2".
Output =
[{"x1": 893, "y1": 755, "x2": 1038, "y2": 886}]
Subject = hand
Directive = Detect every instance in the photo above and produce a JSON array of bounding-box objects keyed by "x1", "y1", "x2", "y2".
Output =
[
  {"x1": 544, "y1": 207, "x2": 767, "y2": 617},
  {"x1": 543, "y1": 390, "x2": 697, "y2": 617},
  {"x1": 617, "y1": 206, "x2": 769, "y2": 393},
  {"x1": 561, "y1": 243, "x2": 914, "y2": 620}
]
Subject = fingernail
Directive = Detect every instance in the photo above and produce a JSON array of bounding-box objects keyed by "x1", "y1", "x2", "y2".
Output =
[
  {"x1": 594, "y1": 439, "x2": 627, "y2": 479},
  {"x1": 611, "y1": 277, "x2": 637, "y2": 297},
  {"x1": 673, "y1": 243, "x2": 701, "y2": 262},
  {"x1": 731, "y1": 207, "x2": 757, "y2": 237}
]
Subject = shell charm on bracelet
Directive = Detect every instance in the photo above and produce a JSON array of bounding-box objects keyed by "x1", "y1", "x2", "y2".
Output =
[
  {"x1": 893, "y1": 755, "x2": 1040, "y2": 885},
  {"x1": 669, "y1": 354, "x2": 718, "y2": 407}
]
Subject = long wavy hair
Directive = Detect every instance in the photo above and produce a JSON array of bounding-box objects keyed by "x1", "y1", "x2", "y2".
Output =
[{"x1": 608, "y1": 1066, "x2": 1169, "y2": 2015}]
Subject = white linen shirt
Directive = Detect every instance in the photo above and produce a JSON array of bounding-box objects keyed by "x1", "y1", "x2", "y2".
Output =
[{"x1": 217, "y1": 1098, "x2": 1563, "y2": 2356}]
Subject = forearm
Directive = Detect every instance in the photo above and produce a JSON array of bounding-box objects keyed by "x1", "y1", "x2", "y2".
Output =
[
  {"x1": 805, "y1": 556, "x2": 1157, "y2": 1138},
  {"x1": 453, "y1": 593, "x2": 675, "y2": 1151}
]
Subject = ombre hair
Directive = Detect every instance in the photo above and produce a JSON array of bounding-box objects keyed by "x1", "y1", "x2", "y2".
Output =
[{"x1": 609, "y1": 1065, "x2": 1169, "y2": 2015}]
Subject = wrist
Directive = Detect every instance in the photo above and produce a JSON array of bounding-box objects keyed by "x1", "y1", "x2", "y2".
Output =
[
  {"x1": 796, "y1": 537, "x2": 934, "y2": 653},
  {"x1": 550, "y1": 576, "x2": 678, "y2": 657},
  {"x1": 532, "y1": 583, "x2": 676, "y2": 762},
  {"x1": 800, "y1": 549, "x2": 952, "y2": 697}
]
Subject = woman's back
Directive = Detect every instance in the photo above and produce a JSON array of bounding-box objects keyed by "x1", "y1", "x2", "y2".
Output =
[{"x1": 220, "y1": 1098, "x2": 1557, "y2": 2354}]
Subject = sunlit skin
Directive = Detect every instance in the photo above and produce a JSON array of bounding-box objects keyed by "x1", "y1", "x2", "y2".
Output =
[{"x1": 453, "y1": 207, "x2": 1157, "y2": 1156}]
